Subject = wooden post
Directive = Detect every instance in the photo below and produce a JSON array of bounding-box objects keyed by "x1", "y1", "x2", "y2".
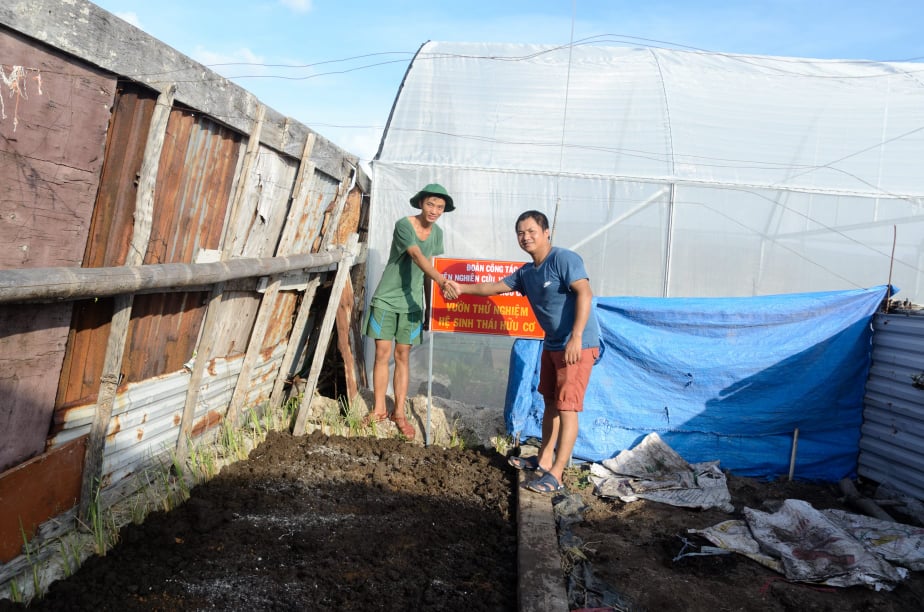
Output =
[
  {"x1": 323, "y1": 169, "x2": 363, "y2": 405},
  {"x1": 79, "y1": 84, "x2": 176, "y2": 521},
  {"x1": 292, "y1": 234, "x2": 359, "y2": 436},
  {"x1": 335, "y1": 276, "x2": 359, "y2": 402},
  {"x1": 223, "y1": 277, "x2": 281, "y2": 427}
]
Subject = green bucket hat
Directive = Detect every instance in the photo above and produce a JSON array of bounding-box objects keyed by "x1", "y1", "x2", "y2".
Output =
[{"x1": 410, "y1": 183, "x2": 455, "y2": 212}]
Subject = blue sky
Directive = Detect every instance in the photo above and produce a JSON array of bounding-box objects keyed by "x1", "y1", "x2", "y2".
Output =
[{"x1": 91, "y1": 1, "x2": 924, "y2": 167}]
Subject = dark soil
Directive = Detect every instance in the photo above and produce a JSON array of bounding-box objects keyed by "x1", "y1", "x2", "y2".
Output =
[
  {"x1": 4, "y1": 430, "x2": 923, "y2": 611},
  {"x1": 558, "y1": 466, "x2": 924, "y2": 611}
]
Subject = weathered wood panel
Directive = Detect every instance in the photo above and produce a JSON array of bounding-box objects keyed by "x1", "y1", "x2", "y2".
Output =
[
  {"x1": 0, "y1": 26, "x2": 113, "y2": 470},
  {"x1": 0, "y1": 304, "x2": 72, "y2": 471},
  {"x1": 225, "y1": 146, "x2": 298, "y2": 259},
  {"x1": 211, "y1": 145, "x2": 299, "y2": 358},
  {"x1": 0, "y1": 27, "x2": 113, "y2": 269}
]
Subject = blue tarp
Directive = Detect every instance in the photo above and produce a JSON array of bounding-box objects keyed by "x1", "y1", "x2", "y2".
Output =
[{"x1": 504, "y1": 286, "x2": 891, "y2": 481}]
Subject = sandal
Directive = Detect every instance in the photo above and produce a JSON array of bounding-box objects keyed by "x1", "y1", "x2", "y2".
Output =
[
  {"x1": 362, "y1": 411, "x2": 388, "y2": 427},
  {"x1": 508, "y1": 455, "x2": 544, "y2": 473},
  {"x1": 389, "y1": 415, "x2": 416, "y2": 439},
  {"x1": 525, "y1": 472, "x2": 564, "y2": 494}
]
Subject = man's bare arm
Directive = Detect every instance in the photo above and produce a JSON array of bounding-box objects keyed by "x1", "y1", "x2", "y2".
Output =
[
  {"x1": 406, "y1": 244, "x2": 455, "y2": 297},
  {"x1": 453, "y1": 279, "x2": 512, "y2": 297}
]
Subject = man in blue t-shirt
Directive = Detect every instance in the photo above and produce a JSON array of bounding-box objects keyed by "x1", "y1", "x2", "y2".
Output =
[{"x1": 448, "y1": 210, "x2": 601, "y2": 493}]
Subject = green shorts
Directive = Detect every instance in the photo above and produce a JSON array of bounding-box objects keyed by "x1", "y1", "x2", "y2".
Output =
[{"x1": 364, "y1": 305, "x2": 423, "y2": 345}]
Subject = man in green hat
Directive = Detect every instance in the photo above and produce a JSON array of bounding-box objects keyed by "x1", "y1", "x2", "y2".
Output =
[{"x1": 363, "y1": 183, "x2": 458, "y2": 439}]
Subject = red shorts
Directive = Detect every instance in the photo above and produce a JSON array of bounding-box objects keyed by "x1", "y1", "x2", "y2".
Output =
[{"x1": 538, "y1": 347, "x2": 599, "y2": 412}]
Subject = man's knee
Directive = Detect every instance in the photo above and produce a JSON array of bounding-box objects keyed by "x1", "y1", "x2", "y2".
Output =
[{"x1": 393, "y1": 344, "x2": 410, "y2": 364}]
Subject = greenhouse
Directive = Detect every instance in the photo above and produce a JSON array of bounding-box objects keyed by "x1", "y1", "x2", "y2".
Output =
[{"x1": 369, "y1": 41, "x2": 924, "y2": 474}]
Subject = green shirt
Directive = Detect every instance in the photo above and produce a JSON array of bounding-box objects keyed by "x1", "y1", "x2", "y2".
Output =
[{"x1": 371, "y1": 216, "x2": 444, "y2": 313}]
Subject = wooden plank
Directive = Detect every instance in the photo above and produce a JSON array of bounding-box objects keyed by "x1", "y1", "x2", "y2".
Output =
[
  {"x1": 293, "y1": 234, "x2": 359, "y2": 436},
  {"x1": 331, "y1": 185, "x2": 368, "y2": 400},
  {"x1": 224, "y1": 278, "x2": 281, "y2": 426},
  {"x1": 277, "y1": 133, "x2": 318, "y2": 257},
  {"x1": 78, "y1": 84, "x2": 176, "y2": 521},
  {"x1": 222, "y1": 105, "x2": 266, "y2": 257},
  {"x1": 0, "y1": 304, "x2": 72, "y2": 472},
  {"x1": 336, "y1": 276, "x2": 360, "y2": 402},
  {"x1": 261, "y1": 132, "x2": 323, "y2": 412}
]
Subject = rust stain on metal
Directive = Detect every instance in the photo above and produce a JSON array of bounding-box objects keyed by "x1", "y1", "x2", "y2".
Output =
[
  {"x1": 136, "y1": 428, "x2": 144, "y2": 442},
  {"x1": 190, "y1": 410, "x2": 223, "y2": 438},
  {"x1": 264, "y1": 290, "x2": 298, "y2": 350},
  {"x1": 106, "y1": 415, "x2": 122, "y2": 442},
  {"x1": 333, "y1": 187, "x2": 364, "y2": 246}
]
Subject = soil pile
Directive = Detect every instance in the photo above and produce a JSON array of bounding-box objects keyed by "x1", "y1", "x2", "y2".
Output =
[
  {"x1": 3, "y1": 429, "x2": 923, "y2": 611},
  {"x1": 4, "y1": 431, "x2": 517, "y2": 611}
]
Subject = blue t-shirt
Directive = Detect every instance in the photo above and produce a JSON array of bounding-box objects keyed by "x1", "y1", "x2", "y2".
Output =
[{"x1": 503, "y1": 247, "x2": 601, "y2": 351}]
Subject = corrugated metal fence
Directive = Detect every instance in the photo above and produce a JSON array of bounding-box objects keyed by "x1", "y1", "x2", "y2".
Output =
[{"x1": 860, "y1": 309, "x2": 924, "y2": 500}]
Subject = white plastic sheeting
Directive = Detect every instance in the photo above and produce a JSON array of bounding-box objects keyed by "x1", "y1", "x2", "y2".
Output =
[{"x1": 370, "y1": 41, "x2": 924, "y2": 407}]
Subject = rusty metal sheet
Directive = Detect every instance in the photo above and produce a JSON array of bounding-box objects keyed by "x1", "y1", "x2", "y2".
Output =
[
  {"x1": 0, "y1": 436, "x2": 86, "y2": 563},
  {"x1": 55, "y1": 85, "x2": 158, "y2": 409},
  {"x1": 146, "y1": 110, "x2": 241, "y2": 266},
  {"x1": 55, "y1": 106, "x2": 244, "y2": 418},
  {"x1": 226, "y1": 146, "x2": 299, "y2": 258},
  {"x1": 50, "y1": 354, "x2": 249, "y2": 488}
]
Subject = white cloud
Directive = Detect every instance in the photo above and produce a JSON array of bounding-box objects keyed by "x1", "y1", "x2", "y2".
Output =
[
  {"x1": 280, "y1": 0, "x2": 312, "y2": 13},
  {"x1": 114, "y1": 11, "x2": 142, "y2": 29},
  {"x1": 191, "y1": 46, "x2": 267, "y2": 78}
]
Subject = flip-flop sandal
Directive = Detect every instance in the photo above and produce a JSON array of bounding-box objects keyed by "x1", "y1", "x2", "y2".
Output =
[
  {"x1": 390, "y1": 416, "x2": 416, "y2": 440},
  {"x1": 525, "y1": 471, "x2": 564, "y2": 494},
  {"x1": 508, "y1": 455, "x2": 543, "y2": 472},
  {"x1": 362, "y1": 412, "x2": 388, "y2": 426}
]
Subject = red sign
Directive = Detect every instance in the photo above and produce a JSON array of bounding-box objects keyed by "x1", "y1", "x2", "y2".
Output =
[{"x1": 430, "y1": 258, "x2": 544, "y2": 339}]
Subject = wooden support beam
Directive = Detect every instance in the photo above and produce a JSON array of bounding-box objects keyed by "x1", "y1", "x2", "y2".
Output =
[
  {"x1": 292, "y1": 234, "x2": 359, "y2": 436},
  {"x1": 224, "y1": 277, "x2": 281, "y2": 427}
]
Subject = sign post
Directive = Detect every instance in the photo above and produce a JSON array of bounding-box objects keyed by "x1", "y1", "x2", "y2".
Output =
[{"x1": 424, "y1": 257, "x2": 542, "y2": 444}]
